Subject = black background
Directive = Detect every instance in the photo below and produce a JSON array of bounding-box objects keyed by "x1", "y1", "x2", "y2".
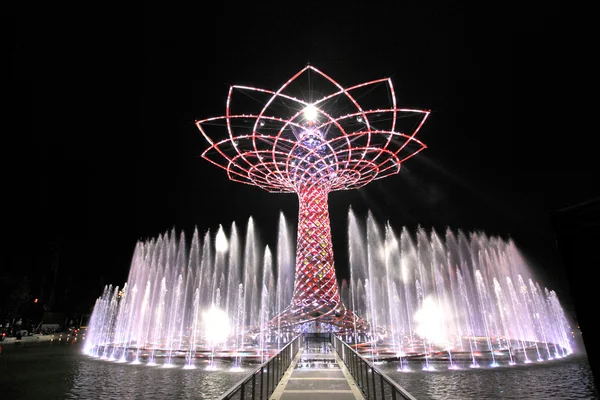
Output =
[{"x1": 8, "y1": 0, "x2": 598, "y2": 385}]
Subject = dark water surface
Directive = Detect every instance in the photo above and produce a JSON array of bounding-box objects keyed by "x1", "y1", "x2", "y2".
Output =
[
  {"x1": 1, "y1": 340, "x2": 598, "y2": 399},
  {"x1": 378, "y1": 354, "x2": 599, "y2": 400},
  {"x1": 0, "y1": 340, "x2": 250, "y2": 399}
]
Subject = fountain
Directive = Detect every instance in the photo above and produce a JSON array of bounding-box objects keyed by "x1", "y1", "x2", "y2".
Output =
[
  {"x1": 83, "y1": 65, "x2": 574, "y2": 370},
  {"x1": 84, "y1": 215, "x2": 297, "y2": 368},
  {"x1": 343, "y1": 208, "x2": 574, "y2": 370},
  {"x1": 83, "y1": 209, "x2": 574, "y2": 369}
]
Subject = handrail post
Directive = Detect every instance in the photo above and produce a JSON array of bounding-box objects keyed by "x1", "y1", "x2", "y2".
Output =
[
  {"x1": 364, "y1": 361, "x2": 370, "y2": 399},
  {"x1": 354, "y1": 352, "x2": 359, "y2": 388},
  {"x1": 357, "y1": 353, "x2": 361, "y2": 388},
  {"x1": 252, "y1": 370, "x2": 257, "y2": 400},
  {"x1": 266, "y1": 362, "x2": 270, "y2": 398},
  {"x1": 271, "y1": 357, "x2": 275, "y2": 392},
  {"x1": 372, "y1": 365, "x2": 377, "y2": 400},
  {"x1": 353, "y1": 351, "x2": 357, "y2": 382}
]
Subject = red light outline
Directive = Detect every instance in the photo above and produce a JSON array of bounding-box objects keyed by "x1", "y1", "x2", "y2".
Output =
[{"x1": 196, "y1": 66, "x2": 429, "y2": 332}]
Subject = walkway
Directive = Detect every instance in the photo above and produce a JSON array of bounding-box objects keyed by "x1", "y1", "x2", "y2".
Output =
[{"x1": 270, "y1": 339, "x2": 364, "y2": 400}]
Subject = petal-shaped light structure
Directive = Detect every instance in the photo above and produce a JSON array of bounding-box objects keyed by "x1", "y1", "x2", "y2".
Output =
[{"x1": 196, "y1": 65, "x2": 429, "y2": 193}]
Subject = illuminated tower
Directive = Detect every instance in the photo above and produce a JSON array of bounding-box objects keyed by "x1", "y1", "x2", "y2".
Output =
[{"x1": 196, "y1": 65, "x2": 429, "y2": 332}]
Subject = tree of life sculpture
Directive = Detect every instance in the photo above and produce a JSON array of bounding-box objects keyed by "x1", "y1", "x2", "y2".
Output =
[{"x1": 196, "y1": 65, "x2": 429, "y2": 334}]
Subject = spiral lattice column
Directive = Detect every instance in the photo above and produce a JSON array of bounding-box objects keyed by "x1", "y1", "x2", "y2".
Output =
[{"x1": 271, "y1": 185, "x2": 368, "y2": 332}]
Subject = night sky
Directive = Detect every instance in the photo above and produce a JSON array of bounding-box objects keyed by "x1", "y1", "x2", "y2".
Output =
[{"x1": 7, "y1": 1, "x2": 598, "y2": 372}]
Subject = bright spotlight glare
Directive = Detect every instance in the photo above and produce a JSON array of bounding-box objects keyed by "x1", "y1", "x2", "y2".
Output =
[
  {"x1": 216, "y1": 226, "x2": 229, "y2": 252},
  {"x1": 414, "y1": 296, "x2": 446, "y2": 344},
  {"x1": 203, "y1": 307, "x2": 230, "y2": 344},
  {"x1": 303, "y1": 104, "x2": 318, "y2": 121}
]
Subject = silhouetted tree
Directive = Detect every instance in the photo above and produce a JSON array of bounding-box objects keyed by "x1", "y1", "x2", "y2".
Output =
[{"x1": 5, "y1": 276, "x2": 33, "y2": 326}]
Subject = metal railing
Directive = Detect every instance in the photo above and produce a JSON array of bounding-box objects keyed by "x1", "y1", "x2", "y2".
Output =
[
  {"x1": 331, "y1": 334, "x2": 417, "y2": 400},
  {"x1": 218, "y1": 334, "x2": 304, "y2": 400}
]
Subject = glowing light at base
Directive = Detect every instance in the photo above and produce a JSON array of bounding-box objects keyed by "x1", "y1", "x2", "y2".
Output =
[
  {"x1": 414, "y1": 296, "x2": 447, "y2": 345},
  {"x1": 203, "y1": 307, "x2": 231, "y2": 344}
]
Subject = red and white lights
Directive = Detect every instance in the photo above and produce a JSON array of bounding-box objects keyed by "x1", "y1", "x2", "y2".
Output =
[{"x1": 196, "y1": 66, "x2": 429, "y2": 332}]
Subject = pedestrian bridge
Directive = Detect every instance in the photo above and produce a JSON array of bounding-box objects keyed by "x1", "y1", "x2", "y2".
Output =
[{"x1": 218, "y1": 333, "x2": 416, "y2": 400}]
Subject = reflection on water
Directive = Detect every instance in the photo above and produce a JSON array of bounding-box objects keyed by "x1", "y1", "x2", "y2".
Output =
[
  {"x1": 1, "y1": 340, "x2": 598, "y2": 399},
  {"x1": 66, "y1": 358, "x2": 249, "y2": 399},
  {"x1": 0, "y1": 340, "x2": 252, "y2": 400},
  {"x1": 379, "y1": 354, "x2": 599, "y2": 400}
]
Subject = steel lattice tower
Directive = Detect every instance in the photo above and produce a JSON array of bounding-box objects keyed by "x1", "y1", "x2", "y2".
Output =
[{"x1": 196, "y1": 65, "x2": 429, "y2": 333}]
